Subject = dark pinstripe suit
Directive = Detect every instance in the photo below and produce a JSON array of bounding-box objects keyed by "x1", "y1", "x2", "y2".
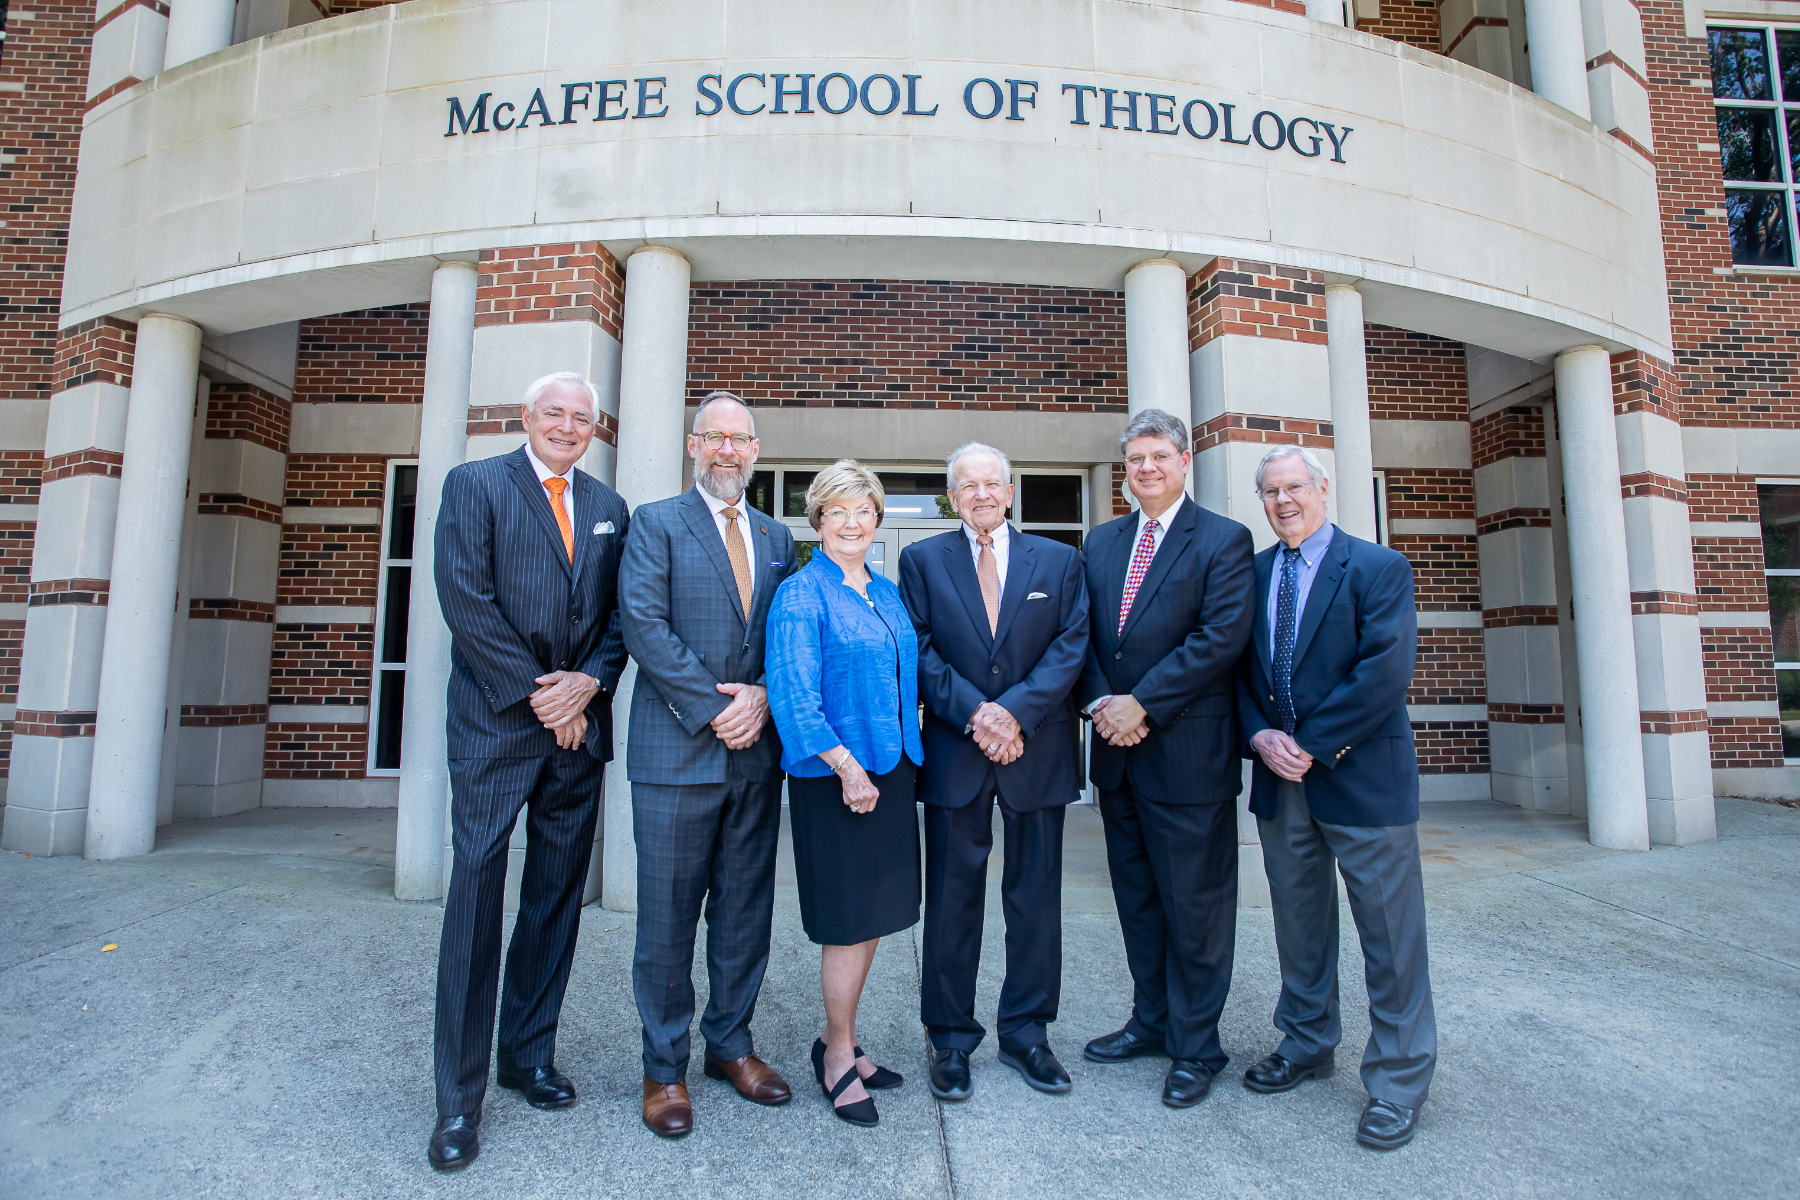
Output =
[
  {"x1": 431, "y1": 447, "x2": 630, "y2": 1117},
  {"x1": 619, "y1": 488, "x2": 797, "y2": 1083}
]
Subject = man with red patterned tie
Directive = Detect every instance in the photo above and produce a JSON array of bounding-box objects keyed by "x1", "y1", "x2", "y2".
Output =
[{"x1": 1074, "y1": 408, "x2": 1258, "y2": 1110}]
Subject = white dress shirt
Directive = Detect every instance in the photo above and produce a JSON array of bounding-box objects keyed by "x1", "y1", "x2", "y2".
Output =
[
  {"x1": 697, "y1": 484, "x2": 756, "y2": 581},
  {"x1": 524, "y1": 442, "x2": 575, "y2": 527},
  {"x1": 962, "y1": 520, "x2": 1010, "y2": 593}
]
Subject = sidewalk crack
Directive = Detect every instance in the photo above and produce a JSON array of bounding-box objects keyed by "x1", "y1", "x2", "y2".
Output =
[
  {"x1": 0, "y1": 882, "x2": 250, "y2": 975},
  {"x1": 1523, "y1": 873, "x2": 1800, "y2": 973}
]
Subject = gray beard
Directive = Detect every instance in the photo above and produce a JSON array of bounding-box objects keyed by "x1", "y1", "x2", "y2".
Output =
[{"x1": 697, "y1": 461, "x2": 751, "y2": 501}]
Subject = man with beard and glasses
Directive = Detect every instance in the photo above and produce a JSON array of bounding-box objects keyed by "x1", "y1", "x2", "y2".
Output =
[{"x1": 617, "y1": 390, "x2": 799, "y2": 1138}]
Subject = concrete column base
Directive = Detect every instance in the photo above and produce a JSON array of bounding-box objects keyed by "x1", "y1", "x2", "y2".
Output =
[{"x1": 1648, "y1": 794, "x2": 1719, "y2": 847}]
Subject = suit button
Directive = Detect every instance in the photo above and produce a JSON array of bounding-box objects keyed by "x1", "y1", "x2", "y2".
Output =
[
  {"x1": 559, "y1": 661, "x2": 569, "y2": 669},
  {"x1": 991, "y1": 665, "x2": 1001, "y2": 675},
  {"x1": 571, "y1": 613, "x2": 579, "y2": 623},
  {"x1": 742, "y1": 643, "x2": 750, "y2": 654},
  {"x1": 1115, "y1": 651, "x2": 1123, "y2": 660}
]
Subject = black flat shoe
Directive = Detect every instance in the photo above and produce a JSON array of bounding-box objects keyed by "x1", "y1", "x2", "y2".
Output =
[
  {"x1": 1162, "y1": 1059, "x2": 1214, "y2": 1108},
  {"x1": 427, "y1": 1113, "x2": 479, "y2": 1171},
  {"x1": 1083, "y1": 1027, "x2": 1165, "y2": 1064},
  {"x1": 928, "y1": 1047, "x2": 973, "y2": 1102},
  {"x1": 495, "y1": 1062, "x2": 577, "y2": 1109},
  {"x1": 997, "y1": 1044, "x2": 1072, "y2": 1094},
  {"x1": 822, "y1": 1058, "x2": 878, "y2": 1127},
  {"x1": 1356, "y1": 1098, "x2": 1419, "y2": 1150},
  {"x1": 855, "y1": 1045, "x2": 904, "y2": 1090},
  {"x1": 1242, "y1": 1052, "x2": 1333, "y2": 1094}
]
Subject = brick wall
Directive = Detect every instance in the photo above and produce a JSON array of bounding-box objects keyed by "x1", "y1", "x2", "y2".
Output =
[
  {"x1": 1366, "y1": 325, "x2": 1467, "y2": 421},
  {"x1": 294, "y1": 305, "x2": 429, "y2": 403},
  {"x1": 1358, "y1": 1, "x2": 1441, "y2": 51},
  {"x1": 1187, "y1": 258, "x2": 1328, "y2": 352},
  {"x1": 477, "y1": 242, "x2": 624, "y2": 336},
  {"x1": 688, "y1": 280, "x2": 1127, "y2": 412}
]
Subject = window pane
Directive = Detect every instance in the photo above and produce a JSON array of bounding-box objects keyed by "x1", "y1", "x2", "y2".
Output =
[
  {"x1": 747, "y1": 470, "x2": 776, "y2": 516},
  {"x1": 877, "y1": 471, "x2": 954, "y2": 519},
  {"x1": 374, "y1": 670, "x2": 406, "y2": 771},
  {"x1": 1726, "y1": 189, "x2": 1793, "y2": 265},
  {"x1": 1718, "y1": 107, "x2": 1782, "y2": 180},
  {"x1": 1033, "y1": 528, "x2": 1083, "y2": 550},
  {"x1": 783, "y1": 471, "x2": 816, "y2": 518},
  {"x1": 1791, "y1": 111, "x2": 1800, "y2": 182},
  {"x1": 388, "y1": 465, "x2": 418, "y2": 560},
  {"x1": 1778, "y1": 670, "x2": 1800, "y2": 758},
  {"x1": 794, "y1": 540, "x2": 818, "y2": 567},
  {"x1": 381, "y1": 565, "x2": 411, "y2": 663},
  {"x1": 1711, "y1": 27, "x2": 1773, "y2": 100},
  {"x1": 1020, "y1": 474, "x2": 1083, "y2": 524},
  {"x1": 1770, "y1": 577, "x2": 1799, "y2": 662},
  {"x1": 1779, "y1": 30, "x2": 1800, "y2": 100},
  {"x1": 1760, "y1": 484, "x2": 1800, "y2": 568}
]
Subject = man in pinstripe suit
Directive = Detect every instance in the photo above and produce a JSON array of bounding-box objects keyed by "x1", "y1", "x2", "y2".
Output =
[
  {"x1": 619, "y1": 390, "x2": 799, "y2": 1139},
  {"x1": 427, "y1": 372, "x2": 630, "y2": 1171}
]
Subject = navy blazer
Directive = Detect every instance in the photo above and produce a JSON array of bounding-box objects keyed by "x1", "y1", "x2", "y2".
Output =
[
  {"x1": 1075, "y1": 497, "x2": 1258, "y2": 803},
  {"x1": 434, "y1": 447, "x2": 630, "y2": 761},
  {"x1": 1236, "y1": 525, "x2": 1420, "y2": 827},
  {"x1": 619, "y1": 487, "x2": 798, "y2": 786},
  {"x1": 899, "y1": 527, "x2": 1090, "y2": 812}
]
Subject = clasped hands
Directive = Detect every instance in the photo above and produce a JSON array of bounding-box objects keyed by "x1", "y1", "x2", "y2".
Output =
[
  {"x1": 1091, "y1": 695, "x2": 1150, "y2": 747},
  {"x1": 1251, "y1": 728, "x2": 1314, "y2": 781},
  {"x1": 530, "y1": 669, "x2": 599, "y2": 750},
  {"x1": 971, "y1": 701, "x2": 1023, "y2": 764},
  {"x1": 710, "y1": 682, "x2": 769, "y2": 750}
]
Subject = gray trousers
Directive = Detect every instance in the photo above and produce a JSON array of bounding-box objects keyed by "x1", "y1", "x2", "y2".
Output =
[
  {"x1": 631, "y1": 762, "x2": 782, "y2": 1083},
  {"x1": 1259, "y1": 780, "x2": 1437, "y2": 1108}
]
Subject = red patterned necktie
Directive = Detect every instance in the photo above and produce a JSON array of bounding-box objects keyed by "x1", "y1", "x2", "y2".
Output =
[{"x1": 1118, "y1": 518, "x2": 1160, "y2": 634}]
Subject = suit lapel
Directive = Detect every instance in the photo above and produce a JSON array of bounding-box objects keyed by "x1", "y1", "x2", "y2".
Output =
[
  {"x1": 1093, "y1": 518, "x2": 1132, "y2": 638},
  {"x1": 569, "y1": 470, "x2": 600, "y2": 584},
  {"x1": 1119, "y1": 498, "x2": 1194, "y2": 644},
  {"x1": 990, "y1": 527, "x2": 1035, "y2": 655},
  {"x1": 1252, "y1": 543, "x2": 1275, "y2": 688},
  {"x1": 748, "y1": 507, "x2": 778, "y2": 622},
  {"x1": 680, "y1": 488, "x2": 747, "y2": 626},
  {"x1": 944, "y1": 531, "x2": 995, "y2": 649},
  {"x1": 1289, "y1": 526, "x2": 1350, "y2": 670},
  {"x1": 507, "y1": 449, "x2": 573, "y2": 579}
]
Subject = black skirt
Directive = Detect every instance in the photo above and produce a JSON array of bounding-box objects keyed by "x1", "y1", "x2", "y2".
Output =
[{"x1": 788, "y1": 758, "x2": 920, "y2": 946}]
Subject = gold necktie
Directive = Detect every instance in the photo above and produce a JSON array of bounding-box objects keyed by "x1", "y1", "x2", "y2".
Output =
[
  {"x1": 977, "y1": 533, "x2": 1000, "y2": 636},
  {"x1": 544, "y1": 476, "x2": 573, "y2": 563},
  {"x1": 722, "y1": 506, "x2": 754, "y2": 617}
]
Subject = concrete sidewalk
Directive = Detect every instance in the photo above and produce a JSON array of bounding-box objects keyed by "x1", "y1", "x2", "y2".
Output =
[{"x1": 1, "y1": 797, "x2": 1795, "y2": 1200}]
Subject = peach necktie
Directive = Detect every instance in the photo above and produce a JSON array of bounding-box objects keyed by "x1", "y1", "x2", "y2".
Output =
[
  {"x1": 544, "y1": 476, "x2": 573, "y2": 563},
  {"x1": 976, "y1": 533, "x2": 1000, "y2": 636}
]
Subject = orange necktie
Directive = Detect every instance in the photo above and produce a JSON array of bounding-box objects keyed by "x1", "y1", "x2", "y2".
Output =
[{"x1": 544, "y1": 476, "x2": 573, "y2": 563}]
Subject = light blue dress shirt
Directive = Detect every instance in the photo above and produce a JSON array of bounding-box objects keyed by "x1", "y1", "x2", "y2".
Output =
[
  {"x1": 1266, "y1": 522, "x2": 1336, "y2": 665},
  {"x1": 766, "y1": 552, "x2": 923, "y2": 778}
]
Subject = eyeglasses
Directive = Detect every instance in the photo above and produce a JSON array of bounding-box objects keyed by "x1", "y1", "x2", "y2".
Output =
[
  {"x1": 955, "y1": 479, "x2": 1008, "y2": 495},
  {"x1": 1124, "y1": 450, "x2": 1180, "y2": 469},
  {"x1": 1259, "y1": 482, "x2": 1316, "y2": 501},
  {"x1": 696, "y1": 431, "x2": 754, "y2": 450},
  {"x1": 821, "y1": 506, "x2": 878, "y2": 523}
]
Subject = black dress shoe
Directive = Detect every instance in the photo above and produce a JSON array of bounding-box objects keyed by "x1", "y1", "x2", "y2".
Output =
[
  {"x1": 1356, "y1": 1098, "x2": 1419, "y2": 1150},
  {"x1": 928, "y1": 1048, "x2": 973, "y2": 1102},
  {"x1": 1162, "y1": 1059, "x2": 1214, "y2": 1108},
  {"x1": 997, "y1": 1044, "x2": 1072, "y2": 1094},
  {"x1": 1083, "y1": 1027, "x2": 1165, "y2": 1064},
  {"x1": 427, "y1": 1113, "x2": 479, "y2": 1171},
  {"x1": 495, "y1": 1062, "x2": 577, "y2": 1109},
  {"x1": 1242, "y1": 1052, "x2": 1333, "y2": 1094}
]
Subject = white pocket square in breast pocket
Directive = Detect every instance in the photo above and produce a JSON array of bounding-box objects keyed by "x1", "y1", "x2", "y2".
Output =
[
  {"x1": 1027, "y1": 591, "x2": 1049, "y2": 600},
  {"x1": 593, "y1": 520, "x2": 616, "y2": 535}
]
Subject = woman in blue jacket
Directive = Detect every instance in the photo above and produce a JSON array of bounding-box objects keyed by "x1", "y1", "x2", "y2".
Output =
[{"x1": 767, "y1": 459, "x2": 922, "y2": 1129}]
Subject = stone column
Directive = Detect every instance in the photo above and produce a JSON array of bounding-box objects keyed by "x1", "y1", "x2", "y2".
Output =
[
  {"x1": 161, "y1": 0, "x2": 235, "y2": 70},
  {"x1": 1325, "y1": 284, "x2": 1377, "y2": 541},
  {"x1": 603, "y1": 245, "x2": 692, "y2": 913},
  {"x1": 157, "y1": 378, "x2": 209, "y2": 826},
  {"x1": 1522, "y1": 0, "x2": 1593, "y2": 120},
  {"x1": 1553, "y1": 345, "x2": 1648, "y2": 850},
  {"x1": 395, "y1": 261, "x2": 478, "y2": 902},
  {"x1": 85, "y1": 315, "x2": 203, "y2": 860},
  {"x1": 1124, "y1": 258, "x2": 1191, "y2": 420}
]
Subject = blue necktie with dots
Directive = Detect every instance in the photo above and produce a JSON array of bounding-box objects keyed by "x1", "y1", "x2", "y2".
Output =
[{"x1": 1274, "y1": 547, "x2": 1301, "y2": 735}]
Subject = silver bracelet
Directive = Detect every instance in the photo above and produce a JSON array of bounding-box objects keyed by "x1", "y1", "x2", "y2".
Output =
[{"x1": 831, "y1": 748, "x2": 853, "y2": 773}]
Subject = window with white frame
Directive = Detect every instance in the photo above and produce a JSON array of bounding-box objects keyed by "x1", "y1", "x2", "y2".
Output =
[
  {"x1": 1760, "y1": 481, "x2": 1800, "y2": 761},
  {"x1": 1710, "y1": 25, "x2": 1800, "y2": 266},
  {"x1": 369, "y1": 460, "x2": 418, "y2": 774}
]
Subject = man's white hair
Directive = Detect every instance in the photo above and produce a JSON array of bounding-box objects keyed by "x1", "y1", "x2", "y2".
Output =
[
  {"x1": 522, "y1": 371, "x2": 600, "y2": 419},
  {"x1": 945, "y1": 442, "x2": 1012, "y2": 491},
  {"x1": 692, "y1": 390, "x2": 757, "y2": 435},
  {"x1": 1252, "y1": 444, "x2": 1330, "y2": 494}
]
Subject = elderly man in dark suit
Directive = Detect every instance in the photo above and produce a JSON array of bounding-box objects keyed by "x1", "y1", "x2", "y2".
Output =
[
  {"x1": 1236, "y1": 444, "x2": 1436, "y2": 1151},
  {"x1": 427, "y1": 371, "x2": 630, "y2": 1171},
  {"x1": 898, "y1": 442, "x2": 1090, "y2": 1102},
  {"x1": 1075, "y1": 408, "x2": 1257, "y2": 1110},
  {"x1": 618, "y1": 390, "x2": 799, "y2": 1139}
]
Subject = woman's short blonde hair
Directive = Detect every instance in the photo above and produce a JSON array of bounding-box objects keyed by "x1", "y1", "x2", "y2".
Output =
[{"x1": 804, "y1": 459, "x2": 885, "y2": 531}]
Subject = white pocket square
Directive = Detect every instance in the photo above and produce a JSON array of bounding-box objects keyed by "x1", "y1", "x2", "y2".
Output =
[
  {"x1": 1027, "y1": 591, "x2": 1049, "y2": 600},
  {"x1": 593, "y1": 521, "x2": 616, "y2": 535}
]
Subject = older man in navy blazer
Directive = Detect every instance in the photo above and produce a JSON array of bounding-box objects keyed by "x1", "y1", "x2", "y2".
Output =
[
  {"x1": 427, "y1": 372, "x2": 630, "y2": 1171},
  {"x1": 1075, "y1": 408, "x2": 1258, "y2": 1110},
  {"x1": 1236, "y1": 444, "x2": 1436, "y2": 1152},
  {"x1": 898, "y1": 442, "x2": 1090, "y2": 1102},
  {"x1": 619, "y1": 391, "x2": 799, "y2": 1139}
]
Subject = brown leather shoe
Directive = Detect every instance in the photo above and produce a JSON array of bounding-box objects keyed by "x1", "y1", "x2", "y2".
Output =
[
  {"x1": 703, "y1": 1052, "x2": 793, "y2": 1106},
  {"x1": 642, "y1": 1077, "x2": 693, "y2": 1139}
]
